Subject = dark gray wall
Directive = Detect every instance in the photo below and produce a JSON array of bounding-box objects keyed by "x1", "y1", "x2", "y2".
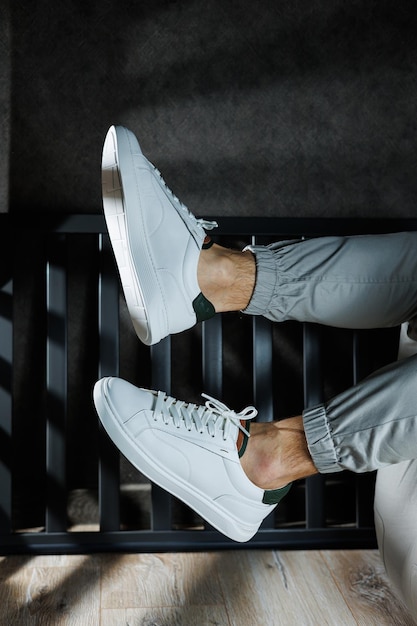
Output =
[
  {"x1": 6, "y1": 0, "x2": 417, "y2": 218},
  {"x1": 0, "y1": 1, "x2": 10, "y2": 213}
]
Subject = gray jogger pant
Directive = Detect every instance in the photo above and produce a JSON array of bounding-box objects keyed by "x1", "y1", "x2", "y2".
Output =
[{"x1": 245, "y1": 232, "x2": 417, "y2": 474}]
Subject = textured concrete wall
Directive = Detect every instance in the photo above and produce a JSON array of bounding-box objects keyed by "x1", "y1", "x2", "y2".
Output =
[
  {"x1": 0, "y1": 1, "x2": 10, "y2": 213},
  {"x1": 8, "y1": 0, "x2": 417, "y2": 218}
]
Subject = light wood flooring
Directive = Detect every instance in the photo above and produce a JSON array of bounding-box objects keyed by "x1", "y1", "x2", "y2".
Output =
[{"x1": 0, "y1": 549, "x2": 415, "y2": 625}]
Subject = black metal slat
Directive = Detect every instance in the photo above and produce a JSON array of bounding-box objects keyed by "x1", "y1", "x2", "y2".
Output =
[
  {"x1": 253, "y1": 315, "x2": 276, "y2": 530},
  {"x1": 0, "y1": 276, "x2": 13, "y2": 533},
  {"x1": 352, "y1": 331, "x2": 377, "y2": 529},
  {"x1": 0, "y1": 526, "x2": 376, "y2": 555},
  {"x1": 0, "y1": 214, "x2": 403, "y2": 552},
  {"x1": 45, "y1": 234, "x2": 68, "y2": 532},
  {"x1": 252, "y1": 317, "x2": 274, "y2": 423},
  {"x1": 202, "y1": 315, "x2": 223, "y2": 398},
  {"x1": 303, "y1": 323, "x2": 326, "y2": 529},
  {"x1": 151, "y1": 337, "x2": 172, "y2": 393},
  {"x1": 201, "y1": 315, "x2": 223, "y2": 533},
  {"x1": 98, "y1": 233, "x2": 121, "y2": 531},
  {"x1": 352, "y1": 330, "x2": 372, "y2": 384},
  {"x1": 150, "y1": 337, "x2": 173, "y2": 530},
  {"x1": 11, "y1": 213, "x2": 417, "y2": 237},
  {"x1": 250, "y1": 233, "x2": 282, "y2": 530}
]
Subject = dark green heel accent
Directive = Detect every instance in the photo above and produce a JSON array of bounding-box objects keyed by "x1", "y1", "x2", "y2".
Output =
[
  {"x1": 262, "y1": 482, "x2": 292, "y2": 505},
  {"x1": 193, "y1": 292, "x2": 216, "y2": 323}
]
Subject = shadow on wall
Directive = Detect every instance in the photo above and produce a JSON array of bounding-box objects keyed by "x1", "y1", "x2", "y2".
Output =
[
  {"x1": 0, "y1": 1, "x2": 11, "y2": 214},
  {"x1": 8, "y1": 0, "x2": 417, "y2": 218}
]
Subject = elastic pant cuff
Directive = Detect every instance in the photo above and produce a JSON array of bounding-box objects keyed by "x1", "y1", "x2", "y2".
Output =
[
  {"x1": 303, "y1": 404, "x2": 342, "y2": 474},
  {"x1": 242, "y1": 245, "x2": 278, "y2": 316}
]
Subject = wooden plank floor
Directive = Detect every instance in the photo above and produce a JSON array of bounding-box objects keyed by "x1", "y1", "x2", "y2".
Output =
[{"x1": 0, "y1": 549, "x2": 415, "y2": 625}]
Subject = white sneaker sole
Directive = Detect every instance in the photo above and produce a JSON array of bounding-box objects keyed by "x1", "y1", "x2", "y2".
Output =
[
  {"x1": 101, "y1": 125, "x2": 162, "y2": 346},
  {"x1": 94, "y1": 377, "x2": 261, "y2": 542}
]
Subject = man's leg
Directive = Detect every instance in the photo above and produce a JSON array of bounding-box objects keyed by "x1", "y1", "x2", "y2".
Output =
[
  {"x1": 303, "y1": 352, "x2": 417, "y2": 473},
  {"x1": 243, "y1": 232, "x2": 417, "y2": 329},
  {"x1": 199, "y1": 231, "x2": 417, "y2": 329},
  {"x1": 240, "y1": 414, "x2": 318, "y2": 489},
  {"x1": 93, "y1": 377, "x2": 292, "y2": 543},
  {"x1": 101, "y1": 124, "x2": 218, "y2": 346},
  {"x1": 99, "y1": 125, "x2": 417, "y2": 541},
  {"x1": 198, "y1": 232, "x2": 417, "y2": 486},
  {"x1": 197, "y1": 244, "x2": 255, "y2": 313},
  {"x1": 102, "y1": 125, "x2": 417, "y2": 340},
  {"x1": 242, "y1": 352, "x2": 417, "y2": 489},
  {"x1": 93, "y1": 351, "x2": 417, "y2": 542}
]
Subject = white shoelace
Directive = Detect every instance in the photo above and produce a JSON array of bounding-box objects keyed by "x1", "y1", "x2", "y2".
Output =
[
  {"x1": 153, "y1": 391, "x2": 257, "y2": 441},
  {"x1": 152, "y1": 164, "x2": 218, "y2": 232}
]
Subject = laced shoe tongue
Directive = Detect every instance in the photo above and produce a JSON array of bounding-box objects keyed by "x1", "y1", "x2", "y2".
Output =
[
  {"x1": 153, "y1": 392, "x2": 257, "y2": 442},
  {"x1": 199, "y1": 395, "x2": 292, "y2": 506},
  {"x1": 201, "y1": 394, "x2": 256, "y2": 443}
]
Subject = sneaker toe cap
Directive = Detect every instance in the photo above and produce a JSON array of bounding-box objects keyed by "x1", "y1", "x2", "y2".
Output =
[{"x1": 99, "y1": 377, "x2": 155, "y2": 421}]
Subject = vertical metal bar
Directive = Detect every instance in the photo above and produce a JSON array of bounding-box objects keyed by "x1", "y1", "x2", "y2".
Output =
[
  {"x1": 352, "y1": 330, "x2": 375, "y2": 528},
  {"x1": 45, "y1": 235, "x2": 68, "y2": 532},
  {"x1": 202, "y1": 315, "x2": 223, "y2": 398},
  {"x1": 151, "y1": 337, "x2": 171, "y2": 395},
  {"x1": 201, "y1": 314, "x2": 223, "y2": 532},
  {"x1": 250, "y1": 235, "x2": 275, "y2": 531},
  {"x1": 150, "y1": 337, "x2": 172, "y2": 530},
  {"x1": 98, "y1": 233, "x2": 121, "y2": 531},
  {"x1": 352, "y1": 330, "x2": 370, "y2": 384},
  {"x1": 0, "y1": 276, "x2": 13, "y2": 533},
  {"x1": 303, "y1": 323, "x2": 325, "y2": 529},
  {"x1": 253, "y1": 315, "x2": 275, "y2": 529},
  {"x1": 252, "y1": 316, "x2": 273, "y2": 422}
]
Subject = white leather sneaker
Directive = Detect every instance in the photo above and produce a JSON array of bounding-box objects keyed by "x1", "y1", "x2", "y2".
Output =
[
  {"x1": 93, "y1": 376, "x2": 292, "y2": 542},
  {"x1": 101, "y1": 125, "x2": 218, "y2": 345}
]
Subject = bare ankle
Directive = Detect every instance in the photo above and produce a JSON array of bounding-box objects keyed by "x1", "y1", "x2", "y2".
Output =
[
  {"x1": 197, "y1": 245, "x2": 255, "y2": 313},
  {"x1": 241, "y1": 416, "x2": 318, "y2": 490}
]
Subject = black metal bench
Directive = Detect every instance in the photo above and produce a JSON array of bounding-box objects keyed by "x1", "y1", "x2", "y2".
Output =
[{"x1": 1, "y1": 214, "x2": 415, "y2": 555}]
